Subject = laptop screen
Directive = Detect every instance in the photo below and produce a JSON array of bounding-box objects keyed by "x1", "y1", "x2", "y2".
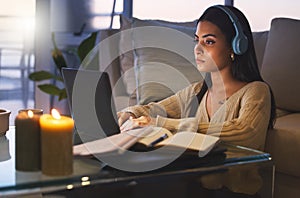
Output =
[{"x1": 62, "y1": 68, "x2": 120, "y2": 144}]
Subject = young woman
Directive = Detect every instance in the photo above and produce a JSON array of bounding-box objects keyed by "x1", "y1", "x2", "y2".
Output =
[{"x1": 117, "y1": 5, "x2": 276, "y2": 152}]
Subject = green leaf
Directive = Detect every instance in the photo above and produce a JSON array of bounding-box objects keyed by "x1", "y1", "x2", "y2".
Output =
[
  {"x1": 52, "y1": 48, "x2": 68, "y2": 72},
  {"x1": 29, "y1": 71, "x2": 63, "y2": 82},
  {"x1": 37, "y1": 84, "x2": 67, "y2": 101},
  {"x1": 38, "y1": 84, "x2": 62, "y2": 96},
  {"x1": 77, "y1": 32, "x2": 98, "y2": 62},
  {"x1": 51, "y1": 32, "x2": 68, "y2": 73},
  {"x1": 58, "y1": 88, "x2": 67, "y2": 101},
  {"x1": 29, "y1": 71, "x2": 56, "y2": 81}
]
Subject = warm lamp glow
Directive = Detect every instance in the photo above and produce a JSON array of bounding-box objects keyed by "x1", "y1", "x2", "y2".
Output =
[
  {"x1": 51, "y1": 109, "x2": 61, "y2": 120},
  {"x1": 27, "y1": 110, "x2": 34, "y2": 118}
]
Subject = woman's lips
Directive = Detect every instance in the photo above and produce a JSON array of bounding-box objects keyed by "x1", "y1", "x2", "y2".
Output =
[{"x1": 196, "y1": 59, "x2": 205, "y2": 64}]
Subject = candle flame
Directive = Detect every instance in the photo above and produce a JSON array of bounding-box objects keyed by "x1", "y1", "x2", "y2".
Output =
[
  {"x1": 28, "y1": 110, "x2": 34, "y2": 118},
  {"x1": 51, "y1": 109, "x2": 61, "y2": 120}
]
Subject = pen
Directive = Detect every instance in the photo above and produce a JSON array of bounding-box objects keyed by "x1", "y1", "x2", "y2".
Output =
[
  {"x1": 149, "y1": 133, "x2": 168, "y2": 147},
  {"x1": 118, "y1": 126, "x2": 154, "y2": 154}
]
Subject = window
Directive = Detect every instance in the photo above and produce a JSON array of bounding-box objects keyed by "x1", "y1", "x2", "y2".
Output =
[
  {"x1": 50, "y1": 0, "x2": 123, "y2": 32},
  {"x1": 235, "y1": 0, "x2": 300, "y2": 31},
  {"x1": 90, "y1": 0, "x2": 123, "y2": 29},
  {"x1": 133, "y1": 0, "x2": 223, "y2": 22},
  {"x1": 0, "y1": 0, "x2": 35, "y2": 124}
]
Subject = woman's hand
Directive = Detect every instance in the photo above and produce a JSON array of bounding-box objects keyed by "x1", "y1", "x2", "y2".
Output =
[
  {"x1": 119, "y1": 116, "x2": 155, "y2": 133},
  {"x1": 117, "y1": 112, "x2": 136, "y2": 127}
]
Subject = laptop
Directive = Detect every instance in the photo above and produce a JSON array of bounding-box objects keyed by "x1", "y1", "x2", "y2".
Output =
[{"x1": 62, "y1": 68, "x2": 120, "y2": 145}]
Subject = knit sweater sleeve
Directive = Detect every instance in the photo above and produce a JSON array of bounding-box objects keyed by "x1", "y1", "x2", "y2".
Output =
[
  {"x1": 121, "y1": 91, "x2": 183, "y2": 119},
  {"x1": 121, "y1": 83, "x2": 200, "y2": 119}
]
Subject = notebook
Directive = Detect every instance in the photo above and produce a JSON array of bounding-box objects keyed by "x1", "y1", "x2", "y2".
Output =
[{"x1": 62, "y1": 68, "x2": 120, "y2": 145}]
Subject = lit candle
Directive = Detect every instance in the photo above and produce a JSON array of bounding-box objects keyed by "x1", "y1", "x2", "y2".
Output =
[
  {"x1": 15, "y1": 110, "x2": 41, "y2": 171},
  {"x1": 19, "y1": 108, "x2": 43, "y2": 115},
  {"x1": 40, "y1": 109, "x2": 74, "y2": 176}
]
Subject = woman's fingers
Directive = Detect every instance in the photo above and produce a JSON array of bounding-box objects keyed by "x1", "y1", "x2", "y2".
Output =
[
  {"x1": 120, "y1": 116, "x2": 151, "y2": 133},
  {"x1": 117, "y1": 112, "x2": 130, "y2": 126},
  {"x1": 120, "y1": 116, "x2": 133, "y2": 132}
]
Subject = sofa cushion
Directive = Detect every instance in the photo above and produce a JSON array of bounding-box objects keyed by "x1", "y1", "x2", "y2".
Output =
[
  {"x1": 273, "y1": 172, "x2": 300, "y2": 198},
  {"x1": 97, "y1": 29, "x2": 129, "y2": 97},
  {"x1": 131, "y1": 19, "x2": 203, "y2": 104},
  {"x1": 119, "y1": 16, "x2": 136, "y2": 99},
  {"x1": 261, "y1": 18, "x2": 300, "y2": 112},
  {"x1": 252, "y1": 31, "x2": 269, "y2": 70},
  {"x1": 265, "y1": 113, "x2": 300, "y2": 177},
  {"x1": 119, "y1": 15, "x2": 201, "y2": 104}
]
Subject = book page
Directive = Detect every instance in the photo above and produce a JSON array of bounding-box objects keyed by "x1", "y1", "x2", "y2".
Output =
[
  {"x1": 137, "y1": 127, "x2": 173, "y2": 147},
  {"x1": 73, "y1": 127, "x2": 219, "y2": 157},
  {"x1": 157, "y1": 132, "x2": 220, "y2": 156},
  {"x1": 73, "y1": 126, "x2": 154, "y2": 156}
]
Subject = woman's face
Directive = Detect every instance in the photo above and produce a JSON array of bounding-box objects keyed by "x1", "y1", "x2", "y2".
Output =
[{"x1": 194, "y1": 20, "x2": 232, "y2": 72}]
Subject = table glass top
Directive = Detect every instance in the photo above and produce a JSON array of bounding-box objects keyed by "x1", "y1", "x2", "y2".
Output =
[{"x1": 0, "y1": 126, "x2": 271, "y2": 195}]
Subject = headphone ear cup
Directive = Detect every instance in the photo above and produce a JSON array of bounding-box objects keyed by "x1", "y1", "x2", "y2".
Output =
[
  {"x1": 213, "y1": 5, "x2": 249, "y2": 55},
  {"x1": 232, "y1": 33, "x2": 248, "y2": 55}
]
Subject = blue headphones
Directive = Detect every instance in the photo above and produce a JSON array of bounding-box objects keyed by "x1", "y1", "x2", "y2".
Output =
[{"x1": 213, "y1": 5, "x2": 248, "y2": 55}]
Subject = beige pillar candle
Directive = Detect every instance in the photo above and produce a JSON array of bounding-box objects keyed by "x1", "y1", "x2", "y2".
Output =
[
  {"x1": 40, "y1": 109, "x2": 74, "y2": 176},
  {"x1": 15, "y1": 110, "x2": 41, "y2": 171}
]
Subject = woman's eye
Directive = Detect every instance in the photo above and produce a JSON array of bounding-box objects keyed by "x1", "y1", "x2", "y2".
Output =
[
  {"x1": 205, "y1": 39, "x2": 215, "y2": 45},
  {"x1": 194, "y1": 38, "x2": 199, "y2": 43}
]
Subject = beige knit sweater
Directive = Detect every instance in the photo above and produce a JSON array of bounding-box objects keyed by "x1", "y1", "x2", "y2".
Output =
[{"x1": 124, "y1": 81, "x2": 271, "y2": 151}]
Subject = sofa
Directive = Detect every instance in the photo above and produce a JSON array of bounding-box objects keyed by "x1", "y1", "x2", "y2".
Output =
[
  {"x1": 257, "y1": 18, "x2": 300, "y2": 198},
  {"x1": 95, "y1": 15, "x2": 300, "y2": 198}
]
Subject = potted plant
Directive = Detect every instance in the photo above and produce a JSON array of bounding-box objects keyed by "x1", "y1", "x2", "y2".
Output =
[{"x1": 29, "y1": 31, "x2": 98, "y2": 101}]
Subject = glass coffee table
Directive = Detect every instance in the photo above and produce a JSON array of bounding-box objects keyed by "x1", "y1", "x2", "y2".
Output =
[{"x1": 0, "y1": 126, "x2": 274, "y2": 197}]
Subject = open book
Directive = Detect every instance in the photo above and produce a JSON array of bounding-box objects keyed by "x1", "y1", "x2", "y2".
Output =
[{"x1": 73, "y1": 126, "x2": 220, "y2": 157}]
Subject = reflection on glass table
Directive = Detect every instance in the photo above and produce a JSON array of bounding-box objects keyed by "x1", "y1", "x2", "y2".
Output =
[{"x1": 0, "y1": 126, "x2": 274, "y2": 197}]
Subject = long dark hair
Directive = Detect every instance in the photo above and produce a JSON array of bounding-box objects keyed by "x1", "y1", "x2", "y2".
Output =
[{"x1": 196, "y1": 5, "x2": 276, "y2": 129}]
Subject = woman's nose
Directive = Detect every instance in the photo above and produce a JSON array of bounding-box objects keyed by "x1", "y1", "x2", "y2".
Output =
[{"x1": 194, "y1": 44, "x2": 204, "y2": 54}]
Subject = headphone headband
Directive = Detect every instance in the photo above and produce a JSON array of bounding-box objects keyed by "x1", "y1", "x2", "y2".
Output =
[{"x1": 213, "y1": 5, "x2": 248, "y2": 55}]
